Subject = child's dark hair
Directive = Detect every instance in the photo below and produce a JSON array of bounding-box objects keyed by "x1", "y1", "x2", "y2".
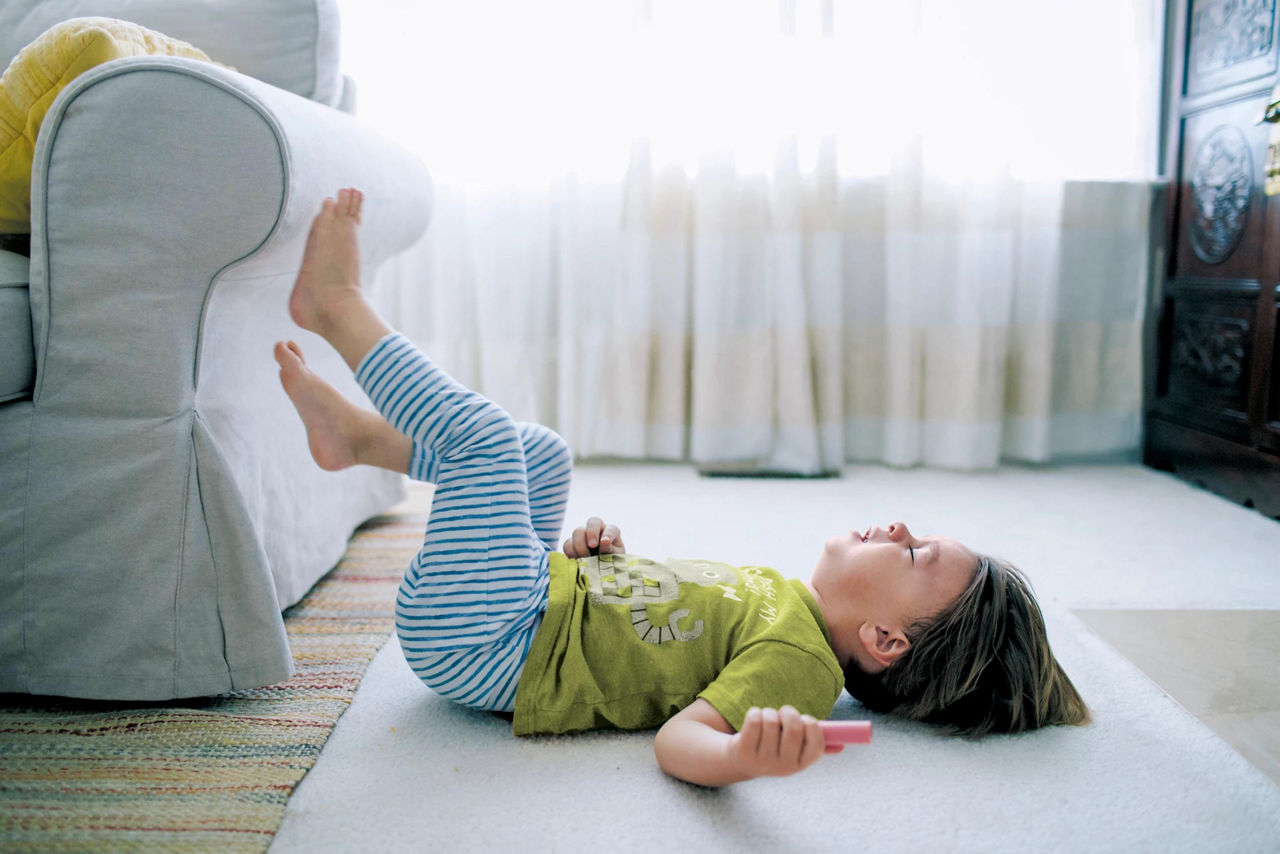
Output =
[{"x1": 843, "y1": 554, "x2": 1089, "y2": 737}]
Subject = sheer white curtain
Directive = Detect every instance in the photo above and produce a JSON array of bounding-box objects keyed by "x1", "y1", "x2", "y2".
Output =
[{"x1": 342, "y1": 0, "x2": 1163, "y2": 471}]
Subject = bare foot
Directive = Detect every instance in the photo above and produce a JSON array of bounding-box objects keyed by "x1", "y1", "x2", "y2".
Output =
[
  {"x1": 274, "y1": 340, "x2": 371, "y2": 471},
  {"x1": 288, "y1": 188, "x2": 366, "y2": 337}
]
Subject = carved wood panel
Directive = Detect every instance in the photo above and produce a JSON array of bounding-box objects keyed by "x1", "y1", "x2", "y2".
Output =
[
  {"x1": 1175, "y1": 99, "x2": 1271, "y2": 279},
  {"x1": 1172, "y1": 313, "x2": 1247, "y2": 388},
  {"x1": 1159, "y1": 286, "x2": 1257, "y2": 440},
  {"x1": 1186, "y1": 0, "x2": 1279, "y2": 95}
]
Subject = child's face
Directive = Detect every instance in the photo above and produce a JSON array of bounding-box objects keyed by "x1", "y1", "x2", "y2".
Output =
[{"x1": 809, "y1": 522, "x2": 977, "y2": 666}]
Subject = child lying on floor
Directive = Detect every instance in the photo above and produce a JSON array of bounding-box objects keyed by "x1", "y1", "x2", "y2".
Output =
[{"x1": 275, "y1": 188, "x2": 1089, "y2": 787}]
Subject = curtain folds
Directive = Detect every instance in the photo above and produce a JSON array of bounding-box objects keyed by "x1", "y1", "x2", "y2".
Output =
[
  {"x1": 349, "y1": 0, "x2": 1162, "y2": 471},
  {"x1": 377, "y1": 165, "x2": 1154, "y2": 473}
]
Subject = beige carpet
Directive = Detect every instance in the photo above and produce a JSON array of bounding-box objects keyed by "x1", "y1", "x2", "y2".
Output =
[{"x1": 271, "y1": 462, "x2": 1280, "y2": 853}]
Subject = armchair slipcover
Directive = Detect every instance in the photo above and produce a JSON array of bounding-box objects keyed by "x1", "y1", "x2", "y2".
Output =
[{"x1": 0, "y1": 0, "x2": 431, "y2": 699}]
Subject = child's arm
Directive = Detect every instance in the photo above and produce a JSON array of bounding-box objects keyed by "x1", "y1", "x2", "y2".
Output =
[{"x1": 654, "y1": 699, "x2": 827, "y2": 787}]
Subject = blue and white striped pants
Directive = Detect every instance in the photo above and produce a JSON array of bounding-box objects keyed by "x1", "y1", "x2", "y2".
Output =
[{"x1": 356, "y1": 333, "x2": 570, "y2": 713}]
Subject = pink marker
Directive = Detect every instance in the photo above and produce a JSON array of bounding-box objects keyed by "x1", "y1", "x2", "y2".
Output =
[{"x1": 819, "y1": 720, "x2": 872, "y2": 752}]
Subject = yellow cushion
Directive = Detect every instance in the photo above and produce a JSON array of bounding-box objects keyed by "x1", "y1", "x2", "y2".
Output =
[{"x1": 0, "y1": 17, "x2": 211, "y2": 234}]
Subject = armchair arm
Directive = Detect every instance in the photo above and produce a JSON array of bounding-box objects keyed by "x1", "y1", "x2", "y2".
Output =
[{"x1": 5, "y1": 57, "x2": 429, "y2": 699}]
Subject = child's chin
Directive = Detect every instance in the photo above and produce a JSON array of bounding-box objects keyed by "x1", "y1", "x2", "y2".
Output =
[{"x1": 825, "y1": 533, "x2": 853, "y2": 554}]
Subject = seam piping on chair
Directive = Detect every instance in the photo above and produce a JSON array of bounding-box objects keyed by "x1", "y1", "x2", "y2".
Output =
[
  {"x1": 174, "y1": 409, "x2": 194, "y2": 696},
  {"x1": 190, "y1": 83, "x2": 290, "y2": 390},
  {"x1": 18, "y1": 398, "x2": 34, "y2": 692},
  {"x1": 190, "y1": 413, "x2": 232, "y2": 690},
  {"x1": 311, "y1": 0, "x2": 322, "y2": 101}
]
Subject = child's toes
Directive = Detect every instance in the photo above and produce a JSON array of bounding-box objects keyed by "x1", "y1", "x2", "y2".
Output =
[{"x1": 273, "y1": 340, "x2": 303, "y2": 371}]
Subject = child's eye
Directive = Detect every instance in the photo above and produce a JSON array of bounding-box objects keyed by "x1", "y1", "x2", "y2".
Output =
[{"x1": 909, "y1": 545, "x2": 915, "y2": 563}]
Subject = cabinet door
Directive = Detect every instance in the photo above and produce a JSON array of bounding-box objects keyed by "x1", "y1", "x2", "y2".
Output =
[{"x1": 1156, "y1": 96, "x2": 1271, "y2": 439}]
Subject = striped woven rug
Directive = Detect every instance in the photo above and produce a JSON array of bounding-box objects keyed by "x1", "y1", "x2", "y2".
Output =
[{"x1": 0, "y1": 511, "x2": 425, "y2": 853}]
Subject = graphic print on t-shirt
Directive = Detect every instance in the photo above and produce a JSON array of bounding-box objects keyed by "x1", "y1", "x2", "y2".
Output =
[{"x1": 579, "y1": 554, "x2": 740, "y2": 645}]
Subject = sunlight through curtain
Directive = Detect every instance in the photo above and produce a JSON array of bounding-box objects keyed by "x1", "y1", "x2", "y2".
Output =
[{"x1": 342, "y1": 0, "x2": 1163, "y2": 471}]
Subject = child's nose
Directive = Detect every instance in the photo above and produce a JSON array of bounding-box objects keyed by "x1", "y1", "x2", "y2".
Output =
[{"x1": 887, "y1": 522, "x2": 911, "y2": 541}]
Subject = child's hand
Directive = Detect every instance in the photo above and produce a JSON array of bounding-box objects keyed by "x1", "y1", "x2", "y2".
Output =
[
  {"x1": 562, "y1": 517, "x2": 626, "y2": 558},
  {"x1": 727, "y1": 706, "x2": 828, "y2": 779},
  {"x1": 654, "y1": 698, "x2": 831, "y2": 786}
]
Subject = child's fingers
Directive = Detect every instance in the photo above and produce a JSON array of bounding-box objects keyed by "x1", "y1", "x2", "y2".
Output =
[
  {"x1": 564, "y1": 521, "x2": 624, "y2": 557},
  {"x1": 778, "y1": 706, "x2": 806, "y2": 763},
  {"x1": 602, "y1": 524, "x2": 623, "y2": 553},
  {"x1": 338, "y1": 187, "x2": 360, "y2": 220},
  {"x1": 585, "y1": 516, "x2": 604, "y2": 549},
  {"x1": 758, "y1": 708, "x2": 782, "y2": 759},
  {"x1": 563, "y1": 528, "x2": 587, "y2": 558},
  {"x1": 798, "y1": 713, "x2": 826, "y2": 766},
  {"x1": 562, "y1": 520, "x2": 624, "y2": 557},
  {"x1": 736, "y1": 708, "x2": 763, "y2": 758}
]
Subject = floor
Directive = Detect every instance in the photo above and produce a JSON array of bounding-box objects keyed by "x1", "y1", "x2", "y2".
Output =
[
  {"x1": 270, "y1": 462, "x2": 1280, "y2": 852},
  {"x1": 1075, "y1": 609, "x2": 1280, "y2": 787}
]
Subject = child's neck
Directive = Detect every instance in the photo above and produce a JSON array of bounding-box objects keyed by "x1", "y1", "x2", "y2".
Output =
[{"x1": 802, "y1": 577, "x2": 857, "y2": 672}]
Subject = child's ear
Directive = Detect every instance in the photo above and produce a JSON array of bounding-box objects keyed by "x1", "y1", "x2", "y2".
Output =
[{"x1": 858, "y1": 622, "x2": 910, "y2": 670}]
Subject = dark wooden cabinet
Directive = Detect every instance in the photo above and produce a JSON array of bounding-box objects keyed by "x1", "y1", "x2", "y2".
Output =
[{"x1": 1147, "y1": 0, "x2": 1280, "y2": 518}]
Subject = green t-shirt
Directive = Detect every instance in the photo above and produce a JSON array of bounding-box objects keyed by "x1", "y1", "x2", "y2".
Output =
[{"x1": 512, "y1": 552, "x2": 844, "y2": 735}]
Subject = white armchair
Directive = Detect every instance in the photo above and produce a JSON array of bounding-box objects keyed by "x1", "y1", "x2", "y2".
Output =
[{"x1": 0, "y1": 0, "x2": 431, "y2": 699}]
